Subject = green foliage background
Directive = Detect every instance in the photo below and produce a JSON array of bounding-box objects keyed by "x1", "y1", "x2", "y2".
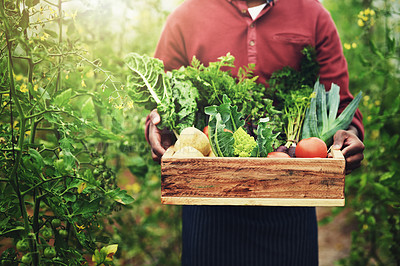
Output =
[{"x1": 1, "y1": 0, "x2": 399, "y2": 265}]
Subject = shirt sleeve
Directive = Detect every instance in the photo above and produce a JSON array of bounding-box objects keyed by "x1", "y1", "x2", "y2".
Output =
[{"x1": 315, "y1": 8, "x2": 364, "y2": 140}]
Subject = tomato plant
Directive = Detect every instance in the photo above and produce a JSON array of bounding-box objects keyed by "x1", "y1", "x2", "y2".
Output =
[{"x1": 0, "y1": 0, "x2": 135, "y2": 265}]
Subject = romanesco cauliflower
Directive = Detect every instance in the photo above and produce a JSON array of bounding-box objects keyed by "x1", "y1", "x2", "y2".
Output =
[{"x1": 233, "y1": 127, "x2": 257, "y2": 157}]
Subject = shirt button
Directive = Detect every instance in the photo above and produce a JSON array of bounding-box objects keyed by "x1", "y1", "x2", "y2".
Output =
[
  {"x1": 250, "y1": 23, "x2": 255, "y2": 28},
  {"x1": 249, "y1": 40, "x2": 255, "y2": 46},
  {"x1": 241, "y1": 9, "x2": 247, "y2": 14}
]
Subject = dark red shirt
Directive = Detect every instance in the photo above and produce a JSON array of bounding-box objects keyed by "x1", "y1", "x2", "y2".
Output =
[{"x1": 153, "y1": 0, "x2": 364, "y2": 139}]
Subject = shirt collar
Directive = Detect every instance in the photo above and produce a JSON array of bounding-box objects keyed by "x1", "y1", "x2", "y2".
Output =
[{"x1": 227, "y1": 0, "x2": 274, "y2": 3}]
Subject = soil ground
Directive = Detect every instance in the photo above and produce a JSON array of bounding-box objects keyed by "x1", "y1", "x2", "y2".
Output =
[{"x1": 317, "y1": 207, "x2": 354, "y2": 265}]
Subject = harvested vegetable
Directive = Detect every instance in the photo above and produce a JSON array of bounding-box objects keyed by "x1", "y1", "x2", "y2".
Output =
[
  {"x1": 233, "y1": 127, "x2": 257, "y2": 157},
  {"x1": 302, "y1": 81, "x2": 362, "y2": 145},
  {"x1": 295, "y1": 137, "x2": 327, "y2": 158},
  {"x1": 205, "y1": 95, "x2": 280, "y2": 157},
  {"x1": 174, "y1": 127, "x2": 211, "y2": 156},
  {"x1": 268, "y1": 46, "x2": 320, "y2": 149},
  {"x1": 125, "y1": 53, "x2": 198, "y2": 135},
  {"x1": 267, "y1": 152, "x2": 291, "y2": 158},
  {"x1": 172, "y1": 146, "x2": 205, "y2": 158}
]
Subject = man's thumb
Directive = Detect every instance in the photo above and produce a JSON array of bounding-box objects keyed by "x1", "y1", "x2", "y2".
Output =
[
  {"x1": 149, "y1": 109, "x2": 160, "y2": 124},
  {"x1": 332, "y1": 130, "x2": 346, "y2": 150}
]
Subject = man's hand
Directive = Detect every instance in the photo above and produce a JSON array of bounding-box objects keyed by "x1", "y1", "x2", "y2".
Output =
[
  {"x1": 147, "y1": 109, "x2": 174, "y2": 163},
  {"x1": 330, "y1": 126, "x2": 365, "y2": 174}
]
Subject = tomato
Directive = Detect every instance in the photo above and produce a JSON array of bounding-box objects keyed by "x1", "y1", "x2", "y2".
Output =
[
  {"x1": 223, "y1": 128, "x2": 233, "y2": 134},
  {"x1": 295, "y1": 137, "x2": 327, "y2": 158},
  {"x1": 93, "y1": 168, "x2": 101, "y2": 177},
  {"x1": 42, "y1": 229, "x2": 53, "y2": 240},
  {"x1": 97, "y1": 157, "x2": 105, "y2": 165},
  {"x1": 51, "y1": 219, "x2": 61, "y2": 228},
  {"x1": 44, "y1": 247, "x2": 56, "y2": 259},
  {"x1": 16, "y1": 239, "x2": 29, "y2": 252},
  {"x1": 58, "y1": 229, "x2": 68, "y2": 238},
  {"x1": 203, "y1": 126, "x2": 209, "y2": 138},
  {"x1": 267, "y1": 151, "x2": 291, "y2": 158},
  {"x1": 21, "y1": 253, "x2": 32, "y2": 264}
]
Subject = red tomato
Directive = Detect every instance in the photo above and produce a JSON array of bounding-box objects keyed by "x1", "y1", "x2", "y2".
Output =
[
  {"x1": 295, "y1": 137, "x2": 327, "y2": 158},
  {"x1": 203, "y1": 126, "x2": 209, "y2": 138},
  {"x1": 267, "y1": 151, "x2": 291, "y2": 158}
]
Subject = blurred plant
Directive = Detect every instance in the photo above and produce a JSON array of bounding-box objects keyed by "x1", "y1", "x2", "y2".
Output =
[
  {"x1": 0, "y1": 0, "x2": 134, "y2": 265},
  {"x1": 322, "y1": 0, "x2": 400, "y2": 264}
]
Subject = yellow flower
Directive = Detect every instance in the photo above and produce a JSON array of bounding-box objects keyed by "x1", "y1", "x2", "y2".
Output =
[
  {"x1": 363, "y1": 95, "x2": 370, "y2": 102},
  {"x1": 20, "y1": 83, "x2": 29, "y2": 93},
  {"x1": 114, "y1": 104, "x2": 124, "y2": 110},
  {"x1": 364, "y1": 8, "x2": 370, "y2": 15},
  {"x1": 352, "y1": 42, "x2": 357, "y2": 49},
  {"x1": 132, "y1": 183, "x2": 141, "y2": 194},
  {"x1": 374, "y1": 100, "x2": 381, "y2": 106},
  {"x1": 370, "y1": 9, "x2": 375, "y2": 16},
  {"x1": 358, "y1": 19, "x2": 365, "y2": 27},
  {"x1": 344, "y1": 43, "x2": 351, "y2": 50},
  {"x1": 14, "y1": 74, "x2": 23, "y2": 81},
  {"x1": 66, "y1": 74, "x2": 69, "y2": 80},
  {"x1": 85, "y1": 70, "x2": 94, "y2": 78},
  {"x1": 371, "y1": 130, "x2": 380, "y2": 140},
  {"x1": 127, "y1": 101, "x2": 134, "y2": 109},
  {"x1": 76, "y1": 224, "x2": 85, "y2": 230},
  {"x1": 81, "y1": 79, "x2": 86, "y2": 87},
  {"x1": 33, "y1": 84, "x2": 39, "y2": 92}
]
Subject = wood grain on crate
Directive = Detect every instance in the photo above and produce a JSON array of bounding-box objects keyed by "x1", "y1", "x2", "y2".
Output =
[{"x1": 161, "y1": 149, "x2": 345, "y2": 206}]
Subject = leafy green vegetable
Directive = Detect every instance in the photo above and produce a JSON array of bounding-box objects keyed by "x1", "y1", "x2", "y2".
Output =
[
  {"x1": 176, "y1": 53, "x2": 270, "y2": 127},
  {"x1": 233, "y1": 127, "x2": 257, "y2": 157},
  {"x1": 283, "y1": 87, "x2": 314, "y2": 148},
  {"x1": 206, "y1": 96, "x2": 280, "y2": 157},
  {"x1": 267, "y1": 45, "x2": 320, "y2": 147},
  {"x1": 268, "y1": 45, "x2": 320, "y2": 110},
  {"x1": 125, "y1": 53, "x2": 198, "y2": 134},
  {"x1": 205, "y1": 95, "x2": 244, "y2": 157},
  {"x1": 256, "y1": 117, "x2": 281, "y2": 157},
  {"x1": 302, "y1": 80, "x2": 362, "y2": 145}
]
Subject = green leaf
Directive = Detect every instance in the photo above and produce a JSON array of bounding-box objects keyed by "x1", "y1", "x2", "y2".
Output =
[
  {"x1": 205, "y1": 96, "x2": 242, "y2": 157},
  {"x1": 43, "y1": 29, "x2": 58, "y2": 38},
  {"x1": 106, "y1": 188, "x2": 134, "y2": 205},
  {"x1": 63, "y1": 193, "x2": 77, "y2": 203},
  {"x1": 327, "y1": 83, "x2": 340, "y2": 126},
  {"x1": 28, "y1": 148, "x2": 44, "y2": 170},
  {"x1": 125, "y1": 53, "x2": 168, "y2": 105},
  {"x1": 19, "y1": 9, "x2": 29, "y2": 30},
  {"x1": 256, "y1": 117, "x2": 280, "y2": 157},
  {"x1": 53, "y1": 88, "x2": 72, "y2": 107},
  {"x1": 72, "y1": 198, "x2": 101, "y2": 218},
  {"x1": 126, "y1": 156, "x2": 148, "y2": 177},
  {"x1": 81, "y1": 97, "x2": 95, "y2": 119},
  {"x1": 369, "y1": 40, "x2": 385, "y2": 60}
]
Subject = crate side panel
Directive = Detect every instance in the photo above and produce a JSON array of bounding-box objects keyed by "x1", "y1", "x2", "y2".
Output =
[{"x1": 161, "y1": 158, "x2": 344, "y2": 199}]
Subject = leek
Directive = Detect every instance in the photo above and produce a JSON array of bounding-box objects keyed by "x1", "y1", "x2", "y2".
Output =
[{"x1": 302, "y1": 80, "x2": 362, "y2": 145}]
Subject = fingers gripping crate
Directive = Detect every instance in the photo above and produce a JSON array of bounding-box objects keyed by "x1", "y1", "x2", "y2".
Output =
[{"x1": 161, "y1": 149, "x2": 345, "y2": 207}]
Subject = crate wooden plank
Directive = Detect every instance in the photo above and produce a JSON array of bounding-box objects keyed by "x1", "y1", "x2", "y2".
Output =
[
  {"x1": 161, "y1": 149, "x2": 345, "y2": 206},
  {"x1": 161, "y1": 197, "x2": 345, "y2": 207}
]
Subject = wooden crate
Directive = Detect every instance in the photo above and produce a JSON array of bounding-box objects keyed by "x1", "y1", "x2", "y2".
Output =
[{"x1": 161, "y1": 149, "x2": 345, "y2": 207}]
